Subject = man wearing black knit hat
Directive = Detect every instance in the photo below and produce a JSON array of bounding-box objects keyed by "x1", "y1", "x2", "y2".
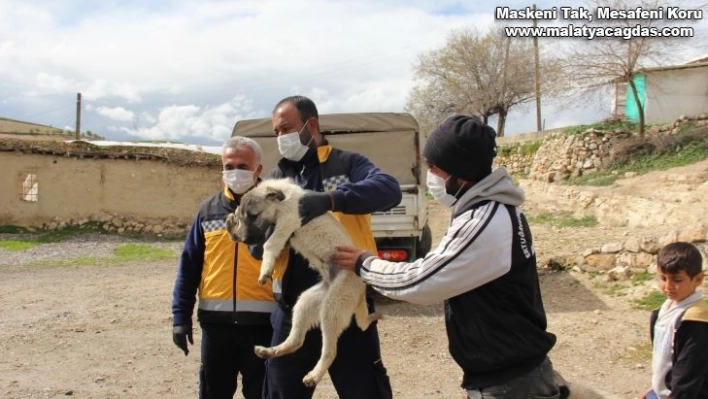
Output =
[{"x1": 333, "y1": 115, "x2": 569, "y2": 399}]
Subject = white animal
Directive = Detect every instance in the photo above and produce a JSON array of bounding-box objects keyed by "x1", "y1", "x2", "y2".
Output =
[{"x1": 225, "y1": 178, "x2": 381, "y2": 387}]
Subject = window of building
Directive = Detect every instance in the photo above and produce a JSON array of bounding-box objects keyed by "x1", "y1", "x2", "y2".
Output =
[{"x1": 20, "y1": 172, "x2": 38, "y2": 202}]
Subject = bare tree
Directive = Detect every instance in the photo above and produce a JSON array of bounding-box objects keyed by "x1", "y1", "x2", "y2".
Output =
[
  {"x1": 563, "y1": 0, "x2": 703, "y2": 135},
  {"x1": 405, "y1": 28, "x2": 561, "y2": 136}
]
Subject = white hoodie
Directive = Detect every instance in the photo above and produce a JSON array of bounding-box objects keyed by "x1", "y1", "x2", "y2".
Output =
[{"x1": 359, "y1": 168, "x2": 526, "y2": 305}]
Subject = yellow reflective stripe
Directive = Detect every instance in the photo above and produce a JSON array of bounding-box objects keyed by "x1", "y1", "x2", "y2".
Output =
[{"x1": 198, "y1": 299, "x2": 277, "y2": 313}]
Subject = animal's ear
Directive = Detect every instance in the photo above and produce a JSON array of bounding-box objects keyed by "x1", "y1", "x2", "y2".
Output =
[{"x1": 265, "y1": 187, "x2": 285, "y2": 202}]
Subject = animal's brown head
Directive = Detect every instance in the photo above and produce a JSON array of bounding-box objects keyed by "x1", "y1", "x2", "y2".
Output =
[{"x1": 225, "y1": 184, "x2": 286, "y2": 245}]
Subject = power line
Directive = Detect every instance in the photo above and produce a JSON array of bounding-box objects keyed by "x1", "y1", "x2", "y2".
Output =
[{"x1": 17, "y1": 104, "x2": 74, "y2": 120}]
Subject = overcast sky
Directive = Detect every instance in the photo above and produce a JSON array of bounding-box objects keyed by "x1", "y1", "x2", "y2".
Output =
[{"x1": 1, "y1": 0, "x2": 706, "y2": 145}]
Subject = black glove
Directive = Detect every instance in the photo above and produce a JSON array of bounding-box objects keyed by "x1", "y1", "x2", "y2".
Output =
[
  {"x1": 172, "y1": 325, "x2": 193, "y2": 356},
  {"x1": 298, "y1": 191, "x2": 333, "y2": 225}
]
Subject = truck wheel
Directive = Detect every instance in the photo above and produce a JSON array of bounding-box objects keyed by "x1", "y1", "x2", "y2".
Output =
[{"x1": 416, "y1": 223, "x2": 432, "y2": 258}]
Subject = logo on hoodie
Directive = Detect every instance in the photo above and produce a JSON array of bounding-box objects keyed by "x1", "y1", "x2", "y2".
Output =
[{"x1": 515, "y1": 208, "x2": 532, "y2": 259}]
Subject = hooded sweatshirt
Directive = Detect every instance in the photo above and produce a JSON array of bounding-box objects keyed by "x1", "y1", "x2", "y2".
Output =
[{"x1": 356, "y1": 168, "x2": 556, "y2": 388}]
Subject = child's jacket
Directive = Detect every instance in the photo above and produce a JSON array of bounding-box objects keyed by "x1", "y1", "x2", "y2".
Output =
[{"x1": 650, "y1": 301, "x2": 708, "y2": 398}]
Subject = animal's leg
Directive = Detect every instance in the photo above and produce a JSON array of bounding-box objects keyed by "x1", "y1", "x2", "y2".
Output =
[
  {"x1": 258, "y1": 225, "x2": 293, "y2": 285},
  {"x1": 224, "y1": 214, "x2": 238, "y2": 241},
  {"x1": 302, "y1": 280, "x2": 357, "y2": 387},
  {"x1": 254, "y1": 283, "x2": 324, "y2": 359}
]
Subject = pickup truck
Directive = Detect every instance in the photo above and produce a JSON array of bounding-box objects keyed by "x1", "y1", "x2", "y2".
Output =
[{"x1": 231, "y1": 112, "x2": 431, "y2": 262}]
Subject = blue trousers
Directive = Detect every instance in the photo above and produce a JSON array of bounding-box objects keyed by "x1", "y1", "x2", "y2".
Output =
[
  {"x1": 199, "y1": 323, "x2": 273, "y2": 399},
  {"x1": 263, "y1": 306, "x2": 393, "y2": 399}
]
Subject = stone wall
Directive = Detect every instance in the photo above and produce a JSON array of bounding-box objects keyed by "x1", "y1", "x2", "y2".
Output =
[
  {"x1": 35, "y1": 214, "x2": 189, "y2": 237},
  {"x1": 526, "y1": 114, "x2": 708, "y2": 182},
  {"x1": 528, "y1": 130, "x2": 617, "y2": 182},
  {"x1": 516, "y1": 114, "x2": 708, "y2": 277},
  {"x1": 573, "y1": 223, "x2": 708, "y2": 276},
  {"x1": 494, "y1": 151, "x2": 535, "y2": 176}
]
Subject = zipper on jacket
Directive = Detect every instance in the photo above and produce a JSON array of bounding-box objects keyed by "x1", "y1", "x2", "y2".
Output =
[{"x1": 232, "y1": 242, "x2": 238, "y2": 324}]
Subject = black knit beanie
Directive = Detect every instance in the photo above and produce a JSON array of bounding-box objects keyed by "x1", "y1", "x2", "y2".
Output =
[{"x1": 423, "y1": 115, "x2": 497, "y2": 182}]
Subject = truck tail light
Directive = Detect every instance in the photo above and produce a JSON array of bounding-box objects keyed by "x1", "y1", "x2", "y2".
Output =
[{"x1": 377, "y1": 249, "x2": 409, "y2": 261}]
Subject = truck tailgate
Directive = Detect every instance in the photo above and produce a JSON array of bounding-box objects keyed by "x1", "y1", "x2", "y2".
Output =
[{"x1": 371, "y1": 190, "x2": 426, "y2": 238}]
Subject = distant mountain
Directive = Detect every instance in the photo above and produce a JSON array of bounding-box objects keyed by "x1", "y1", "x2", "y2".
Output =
[
  {"x1": 0, "y1": 117, "x2": 71, "y2": 135},
  {"x1": 0, "y1": 117, "x2": 104, "y2": 140}
]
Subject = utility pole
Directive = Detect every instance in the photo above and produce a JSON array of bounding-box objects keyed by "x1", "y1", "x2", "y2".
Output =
[
  {"x1": 533, "y1": 4, "x2": 542, "y2": 132},
  {"x1": 75, "y1": 92, "x2": 82, "y2": 140}
]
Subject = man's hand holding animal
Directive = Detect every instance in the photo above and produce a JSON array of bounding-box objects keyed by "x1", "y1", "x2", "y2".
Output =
[{"x1": 298, "y1": 191, "x2": 333, "y2": 225}]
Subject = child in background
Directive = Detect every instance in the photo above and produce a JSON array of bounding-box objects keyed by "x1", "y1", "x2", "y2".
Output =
[{"x1": 643, "y1": 241, "x2": 708, "y2": 399}]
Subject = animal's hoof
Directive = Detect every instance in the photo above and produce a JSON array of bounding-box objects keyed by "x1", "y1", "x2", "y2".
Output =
[
  {"x1": 254, "y1": 345, "x2": 274, "y2": 359},
  {"x1": 302, "y1": 373, "x2": 320, "y2": 387}
]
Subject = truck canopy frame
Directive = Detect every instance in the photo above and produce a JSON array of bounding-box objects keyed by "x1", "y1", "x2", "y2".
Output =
[{"x1": 232, "y1": 113, "x2": 424, "y2": 187}]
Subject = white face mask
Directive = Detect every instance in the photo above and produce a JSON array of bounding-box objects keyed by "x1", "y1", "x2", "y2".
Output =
[
  {"x1": 277, "y1": 123, "x2": 313, "y2": 161},
  {"x1": 427, "y1": 170, "x2": 458, "y2": 207},
  {"x1": 222, "y1": 169, "x2": 255, "y2": 195}
]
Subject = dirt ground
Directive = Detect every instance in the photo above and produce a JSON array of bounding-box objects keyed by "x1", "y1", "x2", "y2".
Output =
[{"x1": 2, "y1": 161, "x2": 708, "y2": 399}]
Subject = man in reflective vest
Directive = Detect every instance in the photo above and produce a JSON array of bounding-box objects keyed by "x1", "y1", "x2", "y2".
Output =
[{"x1": 171, "y1": 136, "x2": 285, "y2": 399}]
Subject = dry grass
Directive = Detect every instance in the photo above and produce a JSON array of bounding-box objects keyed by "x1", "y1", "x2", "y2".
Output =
[
  {"x1": 0, "y1": 138, "x2": 220, "y2": 167},
  {"x1": 609, "y1": 124, "x2": 708, "y2": 168},
  {"x1": 609, "y1": 133, "x2": 678, "y2": 167}
]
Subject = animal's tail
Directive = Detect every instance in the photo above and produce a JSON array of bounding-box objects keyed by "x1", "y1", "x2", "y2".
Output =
[{"x1": 354, "y1": 295, "x2": 382, "y2": 331}]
